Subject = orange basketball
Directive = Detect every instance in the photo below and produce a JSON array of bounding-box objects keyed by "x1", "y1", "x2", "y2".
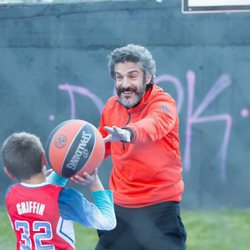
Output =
[{"x1": 46, "y1": 119, "x2": 105, "y2": 178}]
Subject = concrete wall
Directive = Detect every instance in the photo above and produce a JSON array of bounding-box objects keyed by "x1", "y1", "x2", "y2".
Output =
[{"x1": 0, "y1": 0, "x2": 250, "y2": 209}]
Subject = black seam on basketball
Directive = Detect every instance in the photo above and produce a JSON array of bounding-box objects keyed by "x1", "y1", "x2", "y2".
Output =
[
  {"x1": 61, "y1": 123, "x2": 96, "y2": 178},
  {"x1": 77, "y1": 125, "x2": 97, "y2": 175},
  {"x1": 45, "y1": 119, "x2": 73, "y2": 172}
]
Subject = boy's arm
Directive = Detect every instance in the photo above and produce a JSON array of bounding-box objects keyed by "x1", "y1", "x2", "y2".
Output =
[
  {"x1": 46, "y1": 171, "x2": 68, "y2": 186},
  {"x1": 91, "y1": 189, "x2": 116, "y2": 229},
  {"x1": 58, "y1": 187, "x2": 116, "y2": 231}
]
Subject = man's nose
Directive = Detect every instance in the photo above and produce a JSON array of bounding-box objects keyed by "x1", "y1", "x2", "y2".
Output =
[{"x1": 122, "y1": 77, "x2": 131, "y2": 87}]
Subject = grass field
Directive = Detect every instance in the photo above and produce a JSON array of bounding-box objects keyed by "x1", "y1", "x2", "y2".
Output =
[{"x1": 0, "y1": 207, "x2": 249, "y2": 250}]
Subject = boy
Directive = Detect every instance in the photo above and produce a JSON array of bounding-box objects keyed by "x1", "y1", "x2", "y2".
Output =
[{"x1": 1, "y1": 132, "x2": 116, "y2": 250}]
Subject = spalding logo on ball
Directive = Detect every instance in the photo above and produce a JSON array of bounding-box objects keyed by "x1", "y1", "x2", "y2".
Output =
[{"x1": 46, "y1": 119, "x2": 105, "y2": 178}]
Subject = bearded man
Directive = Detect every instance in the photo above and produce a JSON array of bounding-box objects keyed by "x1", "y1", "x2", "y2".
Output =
[{"x1": 75, "y1": 44, "x2": 187, "y2": 250}]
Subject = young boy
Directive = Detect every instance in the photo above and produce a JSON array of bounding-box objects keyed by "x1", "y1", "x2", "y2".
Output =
[{"x1": 1, "y1": 132, "x2": 116, "y2": 250}]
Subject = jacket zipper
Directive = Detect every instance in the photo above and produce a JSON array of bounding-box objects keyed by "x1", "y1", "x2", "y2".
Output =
[{"x1": 122, "y1": 112, "x2": 131, "y2": 150}]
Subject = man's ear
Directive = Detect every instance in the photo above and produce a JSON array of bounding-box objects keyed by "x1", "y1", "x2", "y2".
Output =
[
  {"x1": 4, "y1": 167, "x2": 16, "y2": 180},
  {"x1": 145, "y1": 74, "x2": 152, "y2": 85}
]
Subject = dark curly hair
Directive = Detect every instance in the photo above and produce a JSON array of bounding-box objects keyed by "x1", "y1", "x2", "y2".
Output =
[{"x1": 108, "y1": 44, "x2": 156, "y2": 88}]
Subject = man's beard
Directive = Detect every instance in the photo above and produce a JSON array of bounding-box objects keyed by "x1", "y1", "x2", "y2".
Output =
[{"x1": 116, "y1": 82, "x2": 146, "y2": 108}]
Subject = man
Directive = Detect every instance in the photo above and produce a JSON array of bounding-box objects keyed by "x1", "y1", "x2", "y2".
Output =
[{"x1": 75, "y1": 44, "x2": 187, "y2": 250}]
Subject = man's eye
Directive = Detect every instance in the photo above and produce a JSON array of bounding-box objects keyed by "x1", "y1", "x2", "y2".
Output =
[
  {"x1": 129, "y1": 75, "x2": 137, "y2": 79},
  {"x1": 116, "y1": 75, "x2": 123, "y2": 80}
]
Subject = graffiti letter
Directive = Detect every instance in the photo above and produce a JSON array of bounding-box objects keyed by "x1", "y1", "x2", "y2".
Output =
[
  {"x1": 59, "y1": 83, "x2": 104, "y2": 119},
  {"x1": 155, "y1": 74, "x2": 184, "y2": 113},
  {"x1": 184, "y1": 71, "x2": 232, "y2": 180}
]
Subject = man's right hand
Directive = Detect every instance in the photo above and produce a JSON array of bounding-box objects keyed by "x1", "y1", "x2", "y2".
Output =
[{"x1": 104, "y1": 126, "x2": 131, "y2": 143}]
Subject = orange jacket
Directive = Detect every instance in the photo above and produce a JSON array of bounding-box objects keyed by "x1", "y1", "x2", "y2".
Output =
[{"x1": 99, "y1": 85, "x2": 184, "y2": 208}]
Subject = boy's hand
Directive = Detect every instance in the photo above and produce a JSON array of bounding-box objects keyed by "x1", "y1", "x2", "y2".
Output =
[
  {"x1": 70, "y1": 169, "x2": 104, "y2": 191},
  {"x1": 45, "y1": 168, "x2": 54, "y2": 178},
  {"x1": 70, "y1": 169, "x2": 98, "y2": 186}
]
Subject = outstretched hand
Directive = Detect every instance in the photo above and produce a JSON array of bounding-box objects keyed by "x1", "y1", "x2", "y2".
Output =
[{"x1": 104, "y1": 126, "x2": 131, "y2": 143}]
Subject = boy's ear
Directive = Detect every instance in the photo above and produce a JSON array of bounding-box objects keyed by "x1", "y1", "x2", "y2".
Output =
[
  {"x1": 4, "y1": 167, "x2": 16, "y2": 180},
  {"x1": 41, "y1": 152, "x2": 47, "y2": 166}
]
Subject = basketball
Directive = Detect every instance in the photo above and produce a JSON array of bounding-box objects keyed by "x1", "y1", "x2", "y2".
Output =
[{"x1": 45, "y1": 119, "x2": 105, "y2": 178}]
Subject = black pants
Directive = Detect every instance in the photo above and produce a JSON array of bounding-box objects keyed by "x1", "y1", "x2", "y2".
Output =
[{"x1": 95, "y1": 201, "x2": 187, "y2": 250}]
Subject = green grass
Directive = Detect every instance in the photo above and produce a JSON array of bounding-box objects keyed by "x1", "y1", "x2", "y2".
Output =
[
  {"x1": 1, "y1": 207, "x2": 250, "y2": 250},
  {"x1": 184, "y1": 210, "x2": 250, "y2": 250}
]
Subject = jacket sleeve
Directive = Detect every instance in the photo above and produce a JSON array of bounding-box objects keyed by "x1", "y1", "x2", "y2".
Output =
[
  {"x1": 99, "y1": 109, "x2": 111, "y2": 159},
  {"x1": 124, "y1": 94, "x2": 178, "y2": 143},
  {"x1": 59, "y1": 188, "x2": 116, "y2": 231}
]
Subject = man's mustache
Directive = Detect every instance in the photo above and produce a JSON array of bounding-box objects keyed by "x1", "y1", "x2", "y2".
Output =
[{"x1": 117, "y1": 87, "x2": 136, "y2": 94}]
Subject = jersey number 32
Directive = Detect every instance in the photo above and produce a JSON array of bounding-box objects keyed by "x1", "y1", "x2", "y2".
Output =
[{"x1": 15, "y1": 220, "x2": 55, "y2": 250}]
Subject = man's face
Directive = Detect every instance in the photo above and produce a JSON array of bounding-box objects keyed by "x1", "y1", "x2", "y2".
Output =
[{"x1": 114, "y1": 61, "x2": 151, "y2": 108}]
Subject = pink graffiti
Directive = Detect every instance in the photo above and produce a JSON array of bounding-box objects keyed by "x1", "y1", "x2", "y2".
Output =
[
  {"x1": 49, "y1": 115, "x2": 55, "y2": 121},
  {"x1": 184, "y1": 71, "x2": 232, "y2": 180},
  {"x1": 58, "y1": 83, "x2": 104, "y2": 119},
  {"x1": 58, "y1": 72, "x2": 233, "y2": 180},
  {"x1": 241, "y1": 108, "x2": 249, "y2": 118},
  {"x1": 155, "y1": 75, "x2": 184, "y2": 113}
]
